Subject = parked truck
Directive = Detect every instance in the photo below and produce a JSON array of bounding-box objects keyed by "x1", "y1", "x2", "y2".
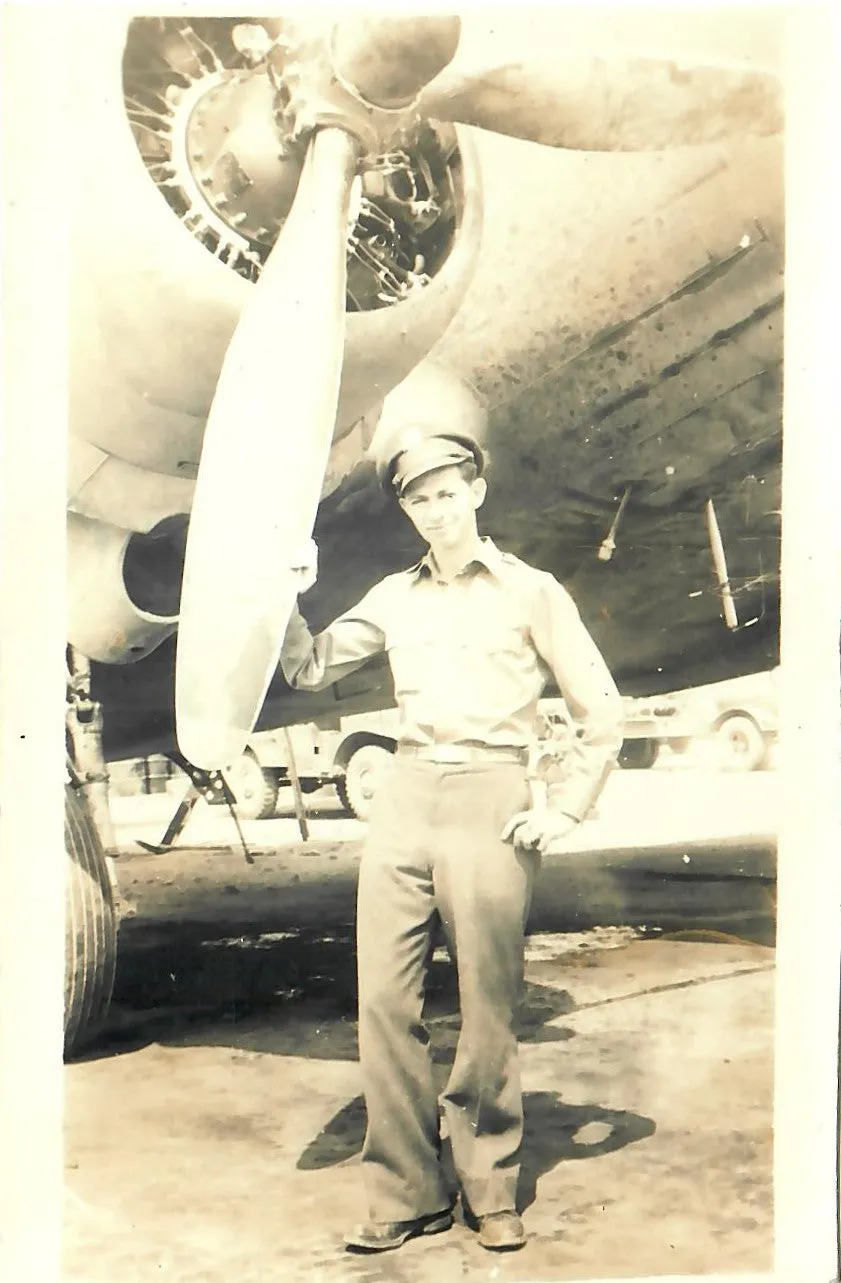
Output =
[
  {"x1": 221, "y1": 709, "x2": 401, "y2": 821},
  {"x1": 222, "y1": 669, "x2": 779, "y2": 820},
  {"x1": 540, "y1": 669, "x2": 779, "y2": 772}
]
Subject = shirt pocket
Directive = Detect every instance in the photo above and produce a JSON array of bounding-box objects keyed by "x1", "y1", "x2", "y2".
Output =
[
  {"x1": 384, "y1": 621, "x2": 439, "y2": 696},
  {"x1": 385, "y1": 598, "x2": 531, "y2": 705},
  {"x1": 455, "y1": 623, "x2": 532, "y2": 712},
  {"x1": 462, "y1": 621, "x2": 527, "y2": 656}
]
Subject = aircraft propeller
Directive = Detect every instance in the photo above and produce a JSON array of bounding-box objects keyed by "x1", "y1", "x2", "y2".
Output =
[
  {"x1": 174, "y1": 13, "x2": 782, "y2": 771},
  {"x1": 174, "y1": 17, "x2": 463, "y2": 770},
  {"x1": 416, "y1": 52, "x2": 783, "y2": 152}
]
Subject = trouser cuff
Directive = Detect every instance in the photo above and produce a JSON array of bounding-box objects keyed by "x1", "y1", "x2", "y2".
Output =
[
  {"x1": 363, "y1": 1170, "x2": 454, "y2": 1223},
  {"x1": 459, "y1": 1173, "x2": 520, "y2": 1219}
]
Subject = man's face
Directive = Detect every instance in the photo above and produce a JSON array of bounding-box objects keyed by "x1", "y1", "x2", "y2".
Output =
[{"x1": 398, "y1": 464, "x2": 486, "y2": 551}]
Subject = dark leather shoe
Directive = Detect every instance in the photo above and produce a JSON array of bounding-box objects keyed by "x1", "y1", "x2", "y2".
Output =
[
  {"x1": 344, "y1": 1207, "x2": 454, "y2": 1253},
  {"x1": 478, "y1": 1210, "x2": 526, "y2": 1251}
]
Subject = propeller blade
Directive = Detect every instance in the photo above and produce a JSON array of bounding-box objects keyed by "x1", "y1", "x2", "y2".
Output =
[
  {"x1": 174, "y1": 15, "x2": 469, "y2": 772},
  {"x1": 418, "y1": 55, "x2": 783, "y2": 151},
  {"x1": 175, "y1": 126, "x2": 359, "y2": 771}
]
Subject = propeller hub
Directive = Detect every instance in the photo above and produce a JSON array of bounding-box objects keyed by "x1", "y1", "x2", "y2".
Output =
[
  {"x1": 331, "y1": 16, "x2": 461, "y2": 110},
  {"x1": 123, "y1": 17, "x2": 468, "y2": 305}
]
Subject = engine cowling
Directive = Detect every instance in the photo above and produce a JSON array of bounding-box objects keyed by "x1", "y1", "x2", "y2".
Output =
[
  {"x1": 69, "y1": 15, "x2": 482, "y2": 479},
  {"x1": 67, "y1": 512, "x2": 187, "y2": 663}
]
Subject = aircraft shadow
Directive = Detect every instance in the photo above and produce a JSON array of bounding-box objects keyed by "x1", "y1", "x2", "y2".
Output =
[
  {"x1": 81, "y1": 869, "x2": 775, "y2": 1063},
  {"x1": 84, "y1": 946, "x2": 575, "y2": 1063}
]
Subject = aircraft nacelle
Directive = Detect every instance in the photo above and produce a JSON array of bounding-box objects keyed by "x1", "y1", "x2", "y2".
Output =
[
  {"x1": 67, "y1": 512, "x2": 187, "y2": 664},
  {"x1": 66, "y1": 15, "x2": 483, "y2": 675},
  {"x1": 69, "y1": 15, "x2": 482, "y2": 485}
]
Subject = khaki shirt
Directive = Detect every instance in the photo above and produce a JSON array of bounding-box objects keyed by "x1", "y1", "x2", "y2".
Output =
[{"x1": 281, "y1": 538, "x2": 624, "y2": 821}]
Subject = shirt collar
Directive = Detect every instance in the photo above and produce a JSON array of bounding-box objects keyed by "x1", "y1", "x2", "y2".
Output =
[{"x1": 409, "y1": 537, "x2": 505, "y2": 582}]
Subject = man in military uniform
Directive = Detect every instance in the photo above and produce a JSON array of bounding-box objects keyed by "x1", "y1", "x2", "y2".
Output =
[{"x1": 282, "y1": 424, "x2": 623, "y2": 1253}]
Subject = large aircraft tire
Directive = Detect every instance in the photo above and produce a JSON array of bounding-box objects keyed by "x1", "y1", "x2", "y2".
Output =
[
  {"x1": 617, "y1": 738, "x2": 660, "y2": 769},
  {"x1": 64, "y1": 783, "x2": 117, "y2": 1058},
  {"x1": 715, "y1": 714, "x2": 768, "y2": 771},
  {"x1": 336, "y1": 743, "x2": 393, "y2": 821},
  {"x1": 223, "y1": 750, "x2": 280, "y2": 819}
]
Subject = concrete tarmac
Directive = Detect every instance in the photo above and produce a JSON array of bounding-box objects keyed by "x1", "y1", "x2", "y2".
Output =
[{"x1": 63, "y1": 770, "x2": 776, "y2": 1282}]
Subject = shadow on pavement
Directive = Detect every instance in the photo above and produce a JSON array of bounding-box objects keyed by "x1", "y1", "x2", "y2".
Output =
[
  {"x1": 81, "y1": 946, "x2": 576, "y2": 1063},
  {"x1": 78, "y1": 860, "x2": 775, "y2": 1064},
  {"x1": 296, "y1": 1089, "x2": 656, "y2": 1216},
  {"x1": 517, "y1": 1094, "x2": 657, "y2": 1211}
]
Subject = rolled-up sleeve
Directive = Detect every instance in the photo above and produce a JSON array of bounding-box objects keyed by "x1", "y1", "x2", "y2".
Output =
[
  {"x1": 280, "y1": 583, "x2": 387, "y2": 693},
  {"x1": 529, "y1": 574, "x2": 624, "y2": 821}
]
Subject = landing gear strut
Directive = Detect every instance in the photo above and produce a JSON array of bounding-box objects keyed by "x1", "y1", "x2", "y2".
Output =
[{"x1": 66, "y1": 647, "x2": 115, "y2": 854}]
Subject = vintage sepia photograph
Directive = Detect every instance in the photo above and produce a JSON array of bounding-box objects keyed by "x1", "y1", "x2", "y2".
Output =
[{"x1": 1, "y1": 5, "x2": 839, "y2": 1282}]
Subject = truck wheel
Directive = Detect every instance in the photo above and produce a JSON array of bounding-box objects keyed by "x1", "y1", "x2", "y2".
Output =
[
  {"x1": 715, "y1": 714, "x2": 768, "y2": 771},
  {"x1": 223, "y1": 750, "x2": 280, "y2": 819},
  {"x1": 617, "y1": 738, "x2": 660, "y2": 769},
  {"x1": 65, "y1": 783, "x2": 117, "y2": 1058},
  {"x1": 337, "y1": 743, "x2": 392, "y2": 820}
]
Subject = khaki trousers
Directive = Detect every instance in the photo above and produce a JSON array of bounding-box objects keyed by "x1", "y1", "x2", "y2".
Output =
[{"x1": 355, "y1": 755, "x2": 538, "y2": 1221}]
